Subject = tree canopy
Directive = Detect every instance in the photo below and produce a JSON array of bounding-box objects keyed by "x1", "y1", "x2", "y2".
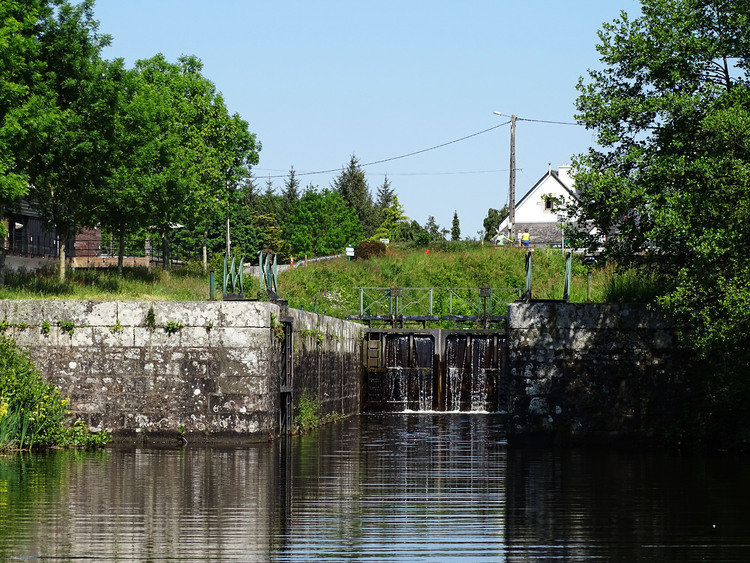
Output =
[
  {"x1": 0, "y1": 0, "x2": 475, "y2": 281},
  {"x1": 570, "y1": 0, "x2": 750, "y2": 449}
]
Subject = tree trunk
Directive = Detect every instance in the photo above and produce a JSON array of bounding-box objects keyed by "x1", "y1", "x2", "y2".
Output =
[
  {"x1": 0, "y1": 205, "x2": 6, "y2": 287},
  {"x1": 59, "y1": 238, "x2": 66, "y2": 282},
  {"x1": 117, "y1": 229, "x2": 125, "y2": 276},
  {"x1": 226, "y1": 216, "x2": 230, "y2": 256},
  {"x1": 161, "y1": 231, "x2": 171, "y2": 271}
]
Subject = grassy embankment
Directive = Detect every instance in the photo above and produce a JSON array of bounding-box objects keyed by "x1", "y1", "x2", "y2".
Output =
[
  {"x1": 0, "y1": 264, "x2": 210, "y2": 301},
  {"x1": 278, "y1": 245, "x2": 661, "y2": 319},
  {"x1": 0, "y1": 245, "x2": 660, "y2": 316}
]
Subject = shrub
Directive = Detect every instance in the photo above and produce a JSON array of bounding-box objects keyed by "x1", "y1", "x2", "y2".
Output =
[
  {"x1": 0, "y1": 337, "x2": 109, "y2": 450},
  {"x1": 294, "y1": 391, "x2": 320, "y2": 433},
  {"x1": 354, "y1": 240, "x2": 386, "y2": 260}
]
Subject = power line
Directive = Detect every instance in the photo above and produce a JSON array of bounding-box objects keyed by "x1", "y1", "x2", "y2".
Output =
[
  {"x1": 516, "y1": 116, "x2": 580, "y2": 126},
  {"x1": 254, "y1": 113, "x2": 581, "y2": 180},
  {"x1": 361, "y1": 122, "x2": 509, "y2": 167},
  {"x1": 368, "y1": 169, "x2": 508, "y2": 177},
  {"x1": 257, "y1": 121, "x2": 510, "y2": 179}
]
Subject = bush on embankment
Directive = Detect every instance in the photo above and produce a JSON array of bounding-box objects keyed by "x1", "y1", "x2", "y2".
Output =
[{"x1": 0, "y1": 337, "x2": 110, "y2": 450}]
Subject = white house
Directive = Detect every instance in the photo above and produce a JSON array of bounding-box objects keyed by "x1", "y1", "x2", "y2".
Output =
[{"x1": 493, "y1": 164, "x2": 577, "y2": 247}]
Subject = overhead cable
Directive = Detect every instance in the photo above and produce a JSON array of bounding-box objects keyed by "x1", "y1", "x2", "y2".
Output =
[{"x1": 258, "y1": 121, "x2": 510, "y2": 179}]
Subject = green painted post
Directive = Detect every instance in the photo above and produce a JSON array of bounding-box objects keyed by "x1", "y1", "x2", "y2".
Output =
[
  {"x1": 525, "y1": 251, "x2": 533, "y2": 301},
  {"x1": 209, "y1": 270, "x2": 215, "y2": 300},
  {"x1": 563, "y1": 251, "x2": 572, "y2": 302}
]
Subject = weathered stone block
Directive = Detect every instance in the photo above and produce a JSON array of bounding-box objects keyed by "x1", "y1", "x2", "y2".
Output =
[
  {"x1": 220, "y1": 301, "x2": 276, "y2": 328},
  {"x1": 114, "y1": 301, "x2": 154, "y2": 328}
]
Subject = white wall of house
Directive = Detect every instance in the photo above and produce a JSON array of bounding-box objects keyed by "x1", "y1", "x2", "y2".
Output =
[{"x1": 498, "y1": 165, "x2": 575, "y2": 231}]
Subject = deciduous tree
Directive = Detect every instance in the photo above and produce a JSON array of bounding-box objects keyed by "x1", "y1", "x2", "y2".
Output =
[
  {"x1": 569, "y1": 0, "x2": 750, "y2": 448},
  {"x1": 24, "y1": 0, "x2": 111, "y2": 280},
  {"x1": 288, "y1": 188, "x2": 362, "y2": 258}
]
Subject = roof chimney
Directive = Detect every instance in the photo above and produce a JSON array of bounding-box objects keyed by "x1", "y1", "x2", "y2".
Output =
[{"x1": 557, "y1": 164, "x2": 573, "y2": 188}]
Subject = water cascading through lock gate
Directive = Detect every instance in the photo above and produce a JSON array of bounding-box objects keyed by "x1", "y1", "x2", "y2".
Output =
[
  {"x1": 445, "y1": 335, "x2": 497, "y2": 412},
  {"x1": 364, "y1": 331, "x2": 504, "y2": 413},
  {"x1": 384, "y1": 334, "x2": 434, "y2": 411}
]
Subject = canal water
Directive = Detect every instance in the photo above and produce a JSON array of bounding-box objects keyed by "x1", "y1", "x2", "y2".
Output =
[{"x1": 2, "y1": 413, "x2": 749, "y2": 561}]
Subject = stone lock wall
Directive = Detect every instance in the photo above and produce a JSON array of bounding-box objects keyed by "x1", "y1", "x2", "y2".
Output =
[
  {"x1": 0, "y1": 300, "x2": 362, "y2": 442},
  {"x1": 287, "y1": 308, "x2": 363, "y2": 418},
  {"x1": 506, "y1": 302, "x2": 690, "y2": 443}
]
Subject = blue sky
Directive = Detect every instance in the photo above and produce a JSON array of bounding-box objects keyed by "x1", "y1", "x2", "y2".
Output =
[{"x1": 93, "y1": 0, "x2": 636, "y2": 238}]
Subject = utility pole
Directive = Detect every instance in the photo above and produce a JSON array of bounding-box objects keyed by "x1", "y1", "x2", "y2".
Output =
[
  {"x1": 508, "y1": 114, "x2": 516, "y2": 238},
  {"x1": 226, "y1": 216, "x2": 231, "y2": 256}
]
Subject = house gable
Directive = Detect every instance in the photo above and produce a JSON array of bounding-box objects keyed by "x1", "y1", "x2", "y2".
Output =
[
  {"x1": 497, "y1": 165, "x2": 577, "y2": 232},
  {"x1": 491, "y1": 165, "x2": 578, "y2": 247}
]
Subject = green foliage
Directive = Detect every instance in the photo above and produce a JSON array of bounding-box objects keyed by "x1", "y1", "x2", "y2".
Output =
[
  {"x1": 372, "y1": 194, "x2": 408, "y2": 242},
  {"x1": 483, "y1": 206, "x2": 508, "y2": 241},
  {"x1": 57, "y1": 319, "x2": 74, "y2": 336},
  {"x1": 451, "y1": 211, "x2": 461, "y2": 241},
  {"x1": 52, "y1": 418, "x2": 111, "y2": 449},
  {"x1": 40, "y1": 320, "x2": 50, "y2": 336},
  {"x1": 287, "y1": 188, "x2": 362, "y2": 258},
  {"x1": 110, "y1": 318, "x2": 123, "y2": 333},
  {"x1": 0, "y1": 336, "x2": 109, "y2": 450},
  {"x1": 332, "y1": 155, "x2": 378, "y2": 237},
  {"x1": 269, "y1": 313, "x2": 284, "y2": 342},
  {"x1": 424, "y1": 216, "x2": 444, "y2": 241},
  {"x1": 23, "y1": 0, "x2": 112, "y2": 281},
  {"x1": 278, "y1": 246, "x2": 629, "y2": 320},
  {"x1": 144, "y1": 306, "x2": 156, "y2": 331},
  {"x1": 0, "y1": 267, "x2": 209, "y2": 301},
  {"x1": 164, "y1": 320, "x2": 183, "y2": 334},
  {"x1": 601, "y1": 266, "x2": 670, "y2": 303},
  {"x1": 571, "y1": 0, "x2": 750, "y2": 450},
  {"x1": 300, "y1": 327, "x2": 327, "y2": 345},
  {"x1": 0, "y1": 0, "x2": 49, "y2": 207},
  {"x1": 293, "y1": 391, "x2": 320, "y2": 434}
]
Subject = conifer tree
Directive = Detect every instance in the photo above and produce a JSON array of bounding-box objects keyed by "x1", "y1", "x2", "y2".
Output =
[{"x1": 451, "y1": 211, "x2": 461, "y2": 241}]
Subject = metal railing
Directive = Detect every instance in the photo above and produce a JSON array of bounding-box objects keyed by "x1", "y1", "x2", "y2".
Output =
[{"x1": 349, "y1": 286, "x2": 520, "y2": 327}]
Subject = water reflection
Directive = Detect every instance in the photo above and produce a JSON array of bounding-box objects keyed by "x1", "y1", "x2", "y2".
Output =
[
  {"x1": 1, "y1": 414, "x2": 749, "y2": 561},
  {"x1": 280, "y1": 413, "x2": 507, "y2": 561}
]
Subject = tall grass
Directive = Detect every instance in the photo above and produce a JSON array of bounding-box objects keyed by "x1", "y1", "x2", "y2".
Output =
[
  {"x1": 600, "y1": 264, "x2": 670, "y2": 303},
  {"x1": 0, "y1": 265, "x2": 210, "y2": 301}
]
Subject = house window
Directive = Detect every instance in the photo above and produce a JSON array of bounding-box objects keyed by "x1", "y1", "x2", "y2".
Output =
[{"x1": 545, "y1": 199, "x2": 555, "y2": 211}]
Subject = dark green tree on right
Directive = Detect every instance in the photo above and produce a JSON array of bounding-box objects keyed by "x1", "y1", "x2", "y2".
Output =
[{"x1": 568, "y1": 0, "x2": 750, "y2": 449}]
